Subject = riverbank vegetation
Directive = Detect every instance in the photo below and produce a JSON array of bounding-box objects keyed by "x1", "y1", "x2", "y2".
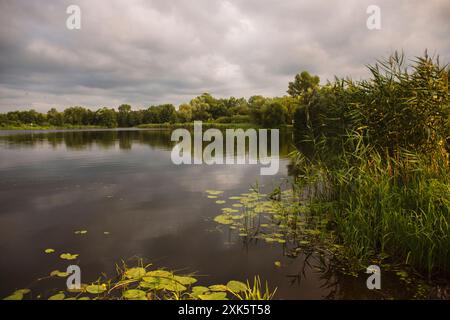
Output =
[
  {"x1": 0, "y1": 94, "x2": 297, "y2": 129},
  {"x1": 289, "y1": 52, "x2": 449, "y2": 278}
]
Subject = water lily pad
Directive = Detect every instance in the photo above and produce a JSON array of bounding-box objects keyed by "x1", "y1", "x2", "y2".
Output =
[
  {"x1": 145, "y1": 270, "x2": 173, "y2": 278},
  {"x1": 139, "y1": 281, "x2": 158, "y2": 289},
  {"x1": 232, "y1": 204, "x2": 243, "y2": 208},
  {"x1": 3, "y1": 293, "x2": 23, "y2": 300},
  {"x1": 191, "y1": 286, "x2": 209, "y2": 295},
  {"x1": 209, "y1": 284, "x2": 228, "y2": 292},
  {"x1": 124, "y1": 267, "x2": 146, "y2": 279},
  {"x1": 205, "y1": 190, "x2": 224, "y2": 195},
  {"x1": 123, "y1": 289, "x2": 147, "y2": 300},
  {"x1": 142, "y1": 277, "x2": 186, "y2": 292},
  {"x1": 274, "y1": 261, "x2": 281, "y2": 268},
  {"x1": 48, "y1": 293, "x2": 65, "y2": 300},
  {"x1": 60, "y1": 253, "x2": 79, "y2": 260},
  {"x1": 3, "y1": 289, "x2": 30, "y2": 300},
  {"x1": 198, "y1": 292, "x2": 228, "y2": 300},
  {"x1": 15, "y1": 289, "x2": 30, "y2": 295},
  {"x1": 215, "y1": 200, "x2": 226, "y2": 204},
  {"x1": 222, "y1": 208, "x2": 239, "y2": 213},
  {"x1": 207, "y1": 195, "x2": 218, "y2": 199},
  {"x1": 173, "y1": 275, "x2": 197, "y2": 285},
  {"x1": 214, "y1": 214, "x2": 234, "y2": 225},
  {"x1": 86, "y1": 284, "x2": 107, "y2": 294},
  {"x1": 44, "y1": 248, "x2": 55, "y2": 254},
  {"x1": 75, "y1": 230, "x2": 88, "y2": 235},
  {"x1": 226, "y1": 280, "x2": 247, "y2": 293},
  {"x1": 50, "y1": 270, "x2": 69, "y2": 277}
]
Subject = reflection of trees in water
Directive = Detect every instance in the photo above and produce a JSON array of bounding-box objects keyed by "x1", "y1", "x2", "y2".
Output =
[
  {"x1": 0, "y1": 129, "x2": 295, "y2": 158},
  {"x1": 0, "y1": 130, "x2": 175, "y2": 150}
]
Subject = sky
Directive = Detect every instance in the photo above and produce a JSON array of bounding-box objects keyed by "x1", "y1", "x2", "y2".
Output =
[{"x1": 0, "y1": 0, "x2": 449, "y2": 112}]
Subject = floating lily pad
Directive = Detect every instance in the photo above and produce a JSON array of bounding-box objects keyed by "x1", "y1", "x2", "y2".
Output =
[
  {"x1": 145, "y1": 270, "x2": 173, "y2": 278},
  {"x1": 3, "y1": 289, "x2": 30, "y2": 300},
  {"x1": 123, "y1": 289, "x2": 147, "y2": 300},
  {"x1": 50, "y1": 270, "x2": 69, "y2": 278},
  {"x1": 198, "y1": 292, "x2": 228, "y2": 300},
  {"x1": 86, "y1": 284, "x2": 107, "y2": 294},
  {"x1": 48, "y1": 293, "x2": 65, "y2": 300},
  {"x1": 222, "y1": 208, "x2": 239, "y2": 213},
  {"x1": 209, "y1": 284, "x2": 228, "y2": 292},
  {"x1": 173, "y1": 275, "x2": 197, "y2": 285},
  {"x1": 142, "y1": 277, "x2": 186, "y2": 292},
  {"x1": 124, "y1": 267, "x2": 146, "y2": 280},
  {"x1": 226, "y1": 280, "x2": 247, "y2": 293},
  {"x1": 205, "y1": 190, "x2": 224, "y2": 195},
  {"x1": 215, "y1": 200, "x2": 226, "y2": 204},
  {"x1": 191, "y1": 286, "x2": 209, "y2": 297},
  {"x1": 60, "y1": 253, "x2": 79, "y2": 260},
  {"x1": 214, "y1": 214, "x2": 234, "y2": 225},
  {"x1": 44, "y1": 248, "x2": 55, "y2": 254},
  {"x1": 274, "y1": 261, "x2": 281, "y2": 268}
]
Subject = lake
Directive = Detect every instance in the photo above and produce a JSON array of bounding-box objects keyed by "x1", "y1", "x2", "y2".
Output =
[{"x1": 0, "y1": 129, "x2": 424, "y2": 299}]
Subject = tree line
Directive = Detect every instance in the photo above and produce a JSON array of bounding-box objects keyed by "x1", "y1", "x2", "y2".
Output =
[{"x1": 0, "y1": 89, "x2": 308, "y2": 129}]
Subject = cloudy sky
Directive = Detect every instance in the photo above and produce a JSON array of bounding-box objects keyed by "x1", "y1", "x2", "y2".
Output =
[{"x1": 0, "y1": 0, "x2": 449, "y2": 112}]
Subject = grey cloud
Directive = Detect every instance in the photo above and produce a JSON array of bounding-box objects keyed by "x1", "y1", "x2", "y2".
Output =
[{"x1": 0, "y1": 0, "x2": 448, "y2": 111}]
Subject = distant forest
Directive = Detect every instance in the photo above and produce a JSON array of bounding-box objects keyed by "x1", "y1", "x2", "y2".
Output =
[{"x1": 0, "y1": 72, "x2": 322, "y2": 129}]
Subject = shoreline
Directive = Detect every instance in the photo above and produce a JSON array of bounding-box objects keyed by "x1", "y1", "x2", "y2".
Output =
[{"x1": 0, "y1": 123, "x2": 293, "y2": 132}]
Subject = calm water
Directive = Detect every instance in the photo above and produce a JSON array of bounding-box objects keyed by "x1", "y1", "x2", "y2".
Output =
[{"x1": 0, "y1": 129, "x2": 422, "y2": 299}]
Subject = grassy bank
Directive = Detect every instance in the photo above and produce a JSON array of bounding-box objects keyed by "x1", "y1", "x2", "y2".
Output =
[
  {"x1": 0, "y1": 122, "x2": 293, "y2": 131},
  {"x1": 290, "y1": 53, "x2": 449, "y2": 277},
  {"x1": 137, "y1": 122, "x2": 260, "y2": 130}
]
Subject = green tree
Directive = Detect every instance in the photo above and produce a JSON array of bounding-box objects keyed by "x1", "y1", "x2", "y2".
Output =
[
  {"x1": 158, "y1": 104, "x2": 177, "y2": 123},
  {"x1": 261, "y1": 100, "x2": 287, "y2": 128},
  {"x1": 118, "y1": 104, "x2": 132, "y2": 127},
  {"x1": 177, "y1": 103, "x2": 193, "y2": 123},
  {"x1": 287, "y1": 71, "x2": 320, "y2": 98},
  {"x1": 95, "y1": 108, "x2": 117, "y2": 128},
  {"x1": 47, "y1": 108, "x2": 64, "y2": 126}
]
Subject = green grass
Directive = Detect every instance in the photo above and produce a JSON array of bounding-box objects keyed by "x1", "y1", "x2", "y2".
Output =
[
  {"x1": 330, "y1": 145, "x2": 450, "y2": 276},
  {"x1": 290, "y1": 136, "x2": 450, "y2": 276}
]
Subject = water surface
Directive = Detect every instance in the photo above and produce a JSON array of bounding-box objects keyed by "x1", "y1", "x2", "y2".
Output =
[{"x1": 0, "y1": 129, "x2": 418, "y2": 299}]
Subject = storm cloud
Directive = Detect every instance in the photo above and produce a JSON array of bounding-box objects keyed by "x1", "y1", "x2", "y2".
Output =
[{"x1": 0, "y1": 0, "x2": 449, "y2": 111}]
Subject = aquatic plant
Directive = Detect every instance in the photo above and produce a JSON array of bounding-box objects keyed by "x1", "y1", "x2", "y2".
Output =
[{"x1": 3, "y1": 259, "x2": 276, "y2": 301}]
